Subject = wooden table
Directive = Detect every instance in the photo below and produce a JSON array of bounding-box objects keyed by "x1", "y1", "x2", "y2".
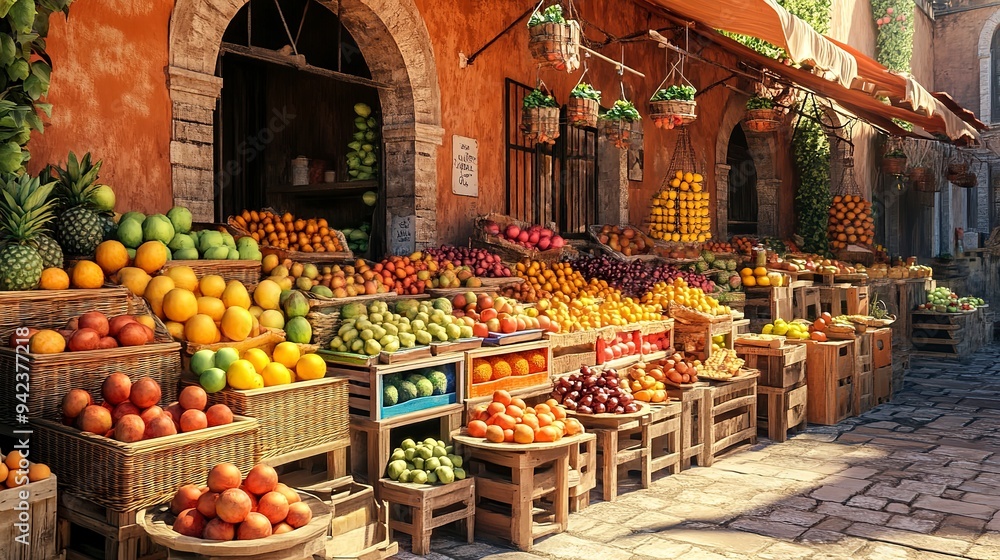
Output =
[{"x1": 452, "y1": 433, "x2": 593, "y2": 551}]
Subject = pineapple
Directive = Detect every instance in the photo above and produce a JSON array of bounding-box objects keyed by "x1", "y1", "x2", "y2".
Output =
[
  {"x1": 0, "y1": 174, "x2": 57, "y2": 290},
  {"x1": 50, "y1": 152, "x2": 104, "y2": 256},
  {"x1": 33, "y1": 233, "x2": 63, "y2": 268}
]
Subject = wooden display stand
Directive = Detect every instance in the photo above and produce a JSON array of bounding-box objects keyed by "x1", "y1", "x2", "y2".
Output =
[
  {"x1": 705, "y1": 372, "x2": 759, "y2": 459},
  {"x1": 910, "y1": 310, "x2": 978, "y2": 360},
  {"x1": 379, "y1": 478, "x2": 475, "y2": 556},
  {"x1": 819, "y1": 284, "x2": 869, "y2": 317},
  {"x1": 757, "y1": 384, "x2": 807, "y2": 443},
  {"x1": 674, "y1": 318, "x2": 733, "y2": 362},
  {"x1": 799, "y1": 340, "x2": 856, "y2": 425},
  {"x1": 637, "y1": 402, "x2": 682, "y2": 479},
  {"x1": 854, "y1": 332, "x2": 873, "y2": 414},
  {"x1": 567, "y1": 405, "x2": 650, "y2": 502},
  {"x1": 349, "y1": 405, "x2": 464, "y2": 492},
  {"x1": 567, "y1": 434, "x2": 597, "y2": 513},
  {"x1": 874, "y1": 365, "x2": 892, "y2": 404},
  {"x1": 463, "y1": 340, "x2": 552, "y2": 400},
  {"x1": 791, "y1": 281, "x2": 821, "y2": 320},
  {"x1": 2, "y1": 475, "x2": 58, "y2": 560},
  {"x1": 734, "y1": 343, "x2": 806, "y2": 388},
  {"x1": 58, "y1": 492, "x2": 164, "y2": 560},
  {"x1": 743, "y1": 286, "x2": 793, "y2": 332},
  {"x1": 731, "y1": 318, "x2": 751, "y2": 339},
  {"x1": 893, "y1": 278, "x2": 935, "y2": 351},
  {"x1": 872, "y1": 327, "x2": 892, "y2": 369},
  {"x1": 452, "y1": 433, "x2": 593, "y2": 552},
  {"x1": 665, "y1": 385, "x2": 710, "y2": 468}
]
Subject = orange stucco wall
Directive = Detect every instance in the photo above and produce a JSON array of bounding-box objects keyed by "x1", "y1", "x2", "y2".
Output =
[{"x1": 28, "y1": 0, "x2": 174, "y2": 214}]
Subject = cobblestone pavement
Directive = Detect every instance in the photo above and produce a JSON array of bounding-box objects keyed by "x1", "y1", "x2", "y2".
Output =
[{"x1": 391, "y1": 346, "x2": 1000, "y2": 559}]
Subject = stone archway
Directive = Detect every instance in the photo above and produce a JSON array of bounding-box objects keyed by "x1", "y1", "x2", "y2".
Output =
[
  {"x1": 167, "y1": 0, "x2": 444, "y2": 250},
  {"x1": 979, "y1": 9, "x2": 1000, "y2": 125},
  {"x1": 714, "y1": 97, "x2": 782, "y2": 239}
]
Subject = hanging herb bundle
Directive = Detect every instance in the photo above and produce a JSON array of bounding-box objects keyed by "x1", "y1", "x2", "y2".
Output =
[
  {"x1": 528, "y1": 4, "x2": 566, "y2": 27},
  {"x1": 569, "y1": 83, "x2": 601, "y2": 101},
  {"x1": 523, "y1": 89, "x2": 559, "y2": 109},
  {"x1": 600, "y1": 100, "x2": 641, "y2": 122},
  {"x1": 651, "y1": 85, "x2": 695, "y2": 102}
]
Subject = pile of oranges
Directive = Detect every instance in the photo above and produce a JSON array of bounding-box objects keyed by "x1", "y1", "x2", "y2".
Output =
[
  {"x1": 466, "y1": 392, "x2": 583, "y2": 444},
  {"x1": 538, "y1": 294, "x2": 662, "y2": 333},
  {"x1": 828, "y1": 195, "x2": 874, "y2": 250},
  {"x1": 372, "y1": 254, "x2": 435, "y2": 295},
  {"x1": 640, "y1": 278, "x2": 730, "y2": 316},
  {"x1": 647, "y1": 170, "x2": 712, "y2": 243},
  {"x1": 470, "y1": 350, "x2": 548, "y2": 384},
  {"x1": 233, "y1": 210, "x2": 344, "y2": 253},
  {"x1": 515, "y1": 260, "x2": 588, "y2": 300}
]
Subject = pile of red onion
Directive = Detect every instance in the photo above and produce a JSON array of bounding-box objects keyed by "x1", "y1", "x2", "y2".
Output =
[
  {"x1": 550, "y1": 366, "x2": 638, "y2": 415},
  {"x1": 424, "y1": 245, "x2": 512, "y2": 277}
]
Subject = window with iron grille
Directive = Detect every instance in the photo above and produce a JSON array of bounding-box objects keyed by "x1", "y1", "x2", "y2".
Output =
[{"x1": 505, "y1": 78, "x2": 598, "y2": 234}]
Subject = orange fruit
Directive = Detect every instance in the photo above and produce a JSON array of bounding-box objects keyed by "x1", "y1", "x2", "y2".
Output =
[
  {"x1": 513, "y1": 424, "x2": 534, "y2": 444},
  {"x1": 484, "y1": 425, "x2": 504, "y2": 443},
  {"x1": 492, "y1": 390, "x2": 511, "y2": 407},
  {"x1": 71, "y1": 260, "x2": 105, "y2": 289},
  {"x1": 184, "y1": 314, "x2": 219, "y2": 345},
  {"x1": 134, "y1": 241, "x2": 168, "y2": 274},
  {"x1": 39, "y1": 268, "x2": 70, "y2": 290},
  {"x1": 95, "y1": 240, "x2": 130, "y2": 275},
  {"x1": 28, "y1": 330, "x2": 66, "y2": 354},
  {"x1": 163, "y1": 288, "x2": 198, "y2": 322}
]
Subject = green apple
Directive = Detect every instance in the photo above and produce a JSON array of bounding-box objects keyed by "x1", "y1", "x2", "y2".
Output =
[
  {"x1": 190, "y1": 349, "x2": 216, "y2": 375},
  {"x1": 199, "y1": 368, "x2": 227, "y2": 393},
  {"x1": 215, "y1": 347, "x2": 240, "y2": 372}
]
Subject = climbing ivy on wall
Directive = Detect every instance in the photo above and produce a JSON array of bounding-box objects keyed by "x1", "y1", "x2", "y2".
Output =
[
  {"x1": 0, "y1": 0, "x2": 74, "y2": 172},
  {"x1": 872, "y1": 0, "x2": 914, "y2": 73},
  {"x1": 793, "y1": 103, "x2": 831, "y2": 253}
]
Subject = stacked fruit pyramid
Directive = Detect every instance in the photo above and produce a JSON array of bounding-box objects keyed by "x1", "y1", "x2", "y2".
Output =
[
  {"x1": 827, "y1": 194, "x2": 874, "y2": 251},
  {"x1": 648, "y1": 170, "x2": 711, "y2": 243}
]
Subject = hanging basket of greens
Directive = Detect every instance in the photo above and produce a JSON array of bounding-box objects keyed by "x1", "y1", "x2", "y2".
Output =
[
  {"x1": 521, "y1": 87, "x2": 561, "y2": 145},
  {"x1": 743, "y1": 96, "x2": 781, "y2": 133},
  {"x1": 881, "y1": 148, "x2": 907, "y2": 175},
  {"x1": 527, "y1": 5, "x2": 581, "y2": 73},
  {"x1": 952, "y1": 172, "x2": 978, "y2": 189},
  {"x1": 650, "y1": 86, "x2": 696, "y2": 129},
  {"x1": 909, "y1": 167, "x2": 938, "y2": 193},
  {"x1": 600, "y1": 100, "x2": 641, "y2": 150},
  {"x1": 567, "y1": 82, "x2": 601, "y2": 129}
]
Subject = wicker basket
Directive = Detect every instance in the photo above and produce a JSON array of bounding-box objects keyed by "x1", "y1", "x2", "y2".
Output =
[
  {"x1": 947, "y1": 162, "x2": 968, "y2": 177},
  {"x1": 229, "y1": 217, "x2": 353, "y2": 263},
  {"x1": 183, "y1": 328, "x2": 316, "y2": 356},
  {"x1": 521, "y1": 106, "x2": 561, "y2": 145},
  {"x1": 162, "y1": 260, "x2": 261, "y2": 286},
  {"x1": 308, "y1": 309, "x2": 342, "y2": 348},
  {"x1": 743, "y1": 108, "x2": 781, "y2": 133},
  {"x1": 650, "y1": 99, "x2": 697, "y2": 128},
  {"x1": 528, "y1": 21, "x2": 580, "y2": 72},
  {"x1": 184, "y1": 376, "x2": 349, "y2": 460},
  {"x1": 952, "y1": 172, "x2": 978, "y2": 189},
  {"x1": 601, "y1": 119, "x2": 634, "y2": 149},
  {"x1": 881, "y1": 156, "x2": 908, "y2": 175},
  {"x1": 910, "y1": 168, "x2": 938, "y2": 193},
  {"x1": 472, "y1": 213, "x2": 570, "y2": 264},
  {"x1": 0, "y1": 296, "x2": 181, "y2": 422},
  {"x1": 567, "y1": 97, "x2": 599, "y2": 128},
  {"x1": 31, "y1": 416, "x2": 259, "y2": 511},
  {"x1": 0, "y1": 286, "x2": 132, "y2": 342}
]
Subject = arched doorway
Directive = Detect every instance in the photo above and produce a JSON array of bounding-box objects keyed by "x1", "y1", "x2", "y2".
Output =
[
  {"x1": 168, "y1": 0, "x2": 443, "y2": 253},
  {"x1": 979, "y1": 8, "x2": 1000, "y2": 124},
  {"x1": 726, "y1": 125, "x2": 758, "y2": 236}
]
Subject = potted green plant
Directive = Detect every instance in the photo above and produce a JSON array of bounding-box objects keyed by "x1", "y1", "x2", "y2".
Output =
[
  {"x1": 600, "y1": 99, "x2": 641, "y2": 149},
  {"x1": 567, "y1": 83, "x2": 601, "y2": 128},
  {"x1": 649, "y1": 84, "x2": 697, "y2": 130},
  {"x1": 527, "y1": 5, "x2": 581, "y2": 72},
  {"x1": 521, "y1": 88, "x2": 561, "y2": 145},
  {"x1": 881, "y1": 148, "x2": 907, "y2": 175},
  {"x1": 743, "y1": 95, "x2": 781, "y2": 133}
]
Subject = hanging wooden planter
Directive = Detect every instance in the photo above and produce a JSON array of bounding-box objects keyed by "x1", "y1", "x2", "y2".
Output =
[
  {"x1": 650, "y1": 100, "x2": 697, "y2": 129},
  {"x1": 952, "y1": 172, "x2": 978, "y2": 189},
  {"x1": 567, "y1": 97, "x2": 599, "y2": 128},
  {"x1": 521, "y1": 106, "x2": 561, "y2": 145},
  {"x1": 528, "y1": 22, "x2": 581, "y2": 72},
  {"x1": 910, "y1": 167, "x2": 938, "y2": 193},
  {"x1": 743, "y1": 108, "x2": 781, "y2": 133},
  {"x1": 947, "y1": 162, "x2": 968, "y2": 177},
  {"x1": 881, "y1": 156, "x2": 907, "y2": 175}
]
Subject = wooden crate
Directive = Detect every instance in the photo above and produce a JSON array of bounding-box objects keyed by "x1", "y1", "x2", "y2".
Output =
[
  {"x1": 464, "y1": 341, "x2": 552, "y2": 399},
  {"x1": 1, "y1": 475, "x2": 58, "y2": 560},
  {"x1": 639, "y1": 319, "x2": 674, "y2": 362},
  {"x1": 874, "y1": 365, "x2": 892, "y2": 405},
  {"x1": 819, "y1": 284, "x2": 869, "y2": 317},
  {"x1": 893, "y1": 278, "x2": 935, "y2": 351},
  {"x1": 327, "y1": 354, "x2": 465, "y2": 422},
  {"x1": 322, "y1": 480, "x2": 397, "y2": 560},
  {"x1": 58, "y1": 492, "x2": 164, "y2": 560},
  {"x1": 665, "y1": 386, "x2": 710, "y2": 468},
  {"x1": 348, "y1": 406, "x2": 464, "y2": 491},
  {"x1": 379, "y1": 478, "x2": 474, "y2": 556},
  {"x1": 800, "y1": 340, "x2": 855, "y2": 425},
  {"x1": 674, "y1": 318, "x2": 733, "y2": 362},
  {"x1": 731, "y1": 318, "x2": 751, "y2": 339},
  {"x1": 734, "y1": 343, "x2": 806, "y2": 388},
  {"x1": 568, "y1": 406, "x2": 651, "y2": 502},
  {"x1": 791, "y1": 282, "x2": 821, "y2": 321},
  {"x1": 705, "y1": 373, "x2": 758, "y2": 459},
  {"x1": 872, "y1": 327, "x2": 892, "y2": 369},
  {"x1": 757, "y1": 384, "x2": 807, "y2": 443},
  {"x1": 910, "y1": 310, "x2": 977, "y2": 360},
  {"x1": 628, "y1": 402, "x2": 682, "y2": 481},
  {"x1": 857, "y1": 370, "x2": 874, "y2": 414},
  {"x1": 743, "y1": 286, "x2": 793, "y2": 324},
  {"x1": 567, "y1": 433, "x2": 596, "y2": 513}
]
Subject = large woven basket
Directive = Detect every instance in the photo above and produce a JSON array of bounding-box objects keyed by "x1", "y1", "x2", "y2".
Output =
[
  {"x1": 952, "y1": 172, "x2": 978, "y2": 189},
  {"x1": 528, "y1": 21, "x2": 580, "y2": 71},
  {"x1": 31, "y1": 416, "x2": 259, "y2": 511},
  {"x1": 472, "y1": 213, "x2": 570, "y2": 264},
  {"x1": 229, "y1": 217, "x2": 353, "y2": 263},
  {"x1": 0, "y1": 286, "x2": 131, "y2": 342},
  {"x1": 650, "y1": 99, "x2": 697, "y2": 128},
  {"x1": 307, "y1": 308, "x2": 342, "y2": 348},
  {"x1": 162, "y1": 260, "x2": 261, "y2": 286},
  {"x1": 567, "y1": 97, "x2": 599, "y2": 128},
  {"x1": 0, "y1": 296, "x2": 181, "y2": 422},
  {"x1": 521, "y1": 106, "x2": 561, "y2": 145},
  {"x1": 183, "y1": 328, "x2": 316, "y2": 356},
  {"x1": 185, "y1": 376, "x2": 349, "y2": 460},
  {"x1": 881, "y1": 156, "x2": 908, "y2": 175},
  {"x1": 743, "y1": 108, "x2": 781, "y2": 133}
]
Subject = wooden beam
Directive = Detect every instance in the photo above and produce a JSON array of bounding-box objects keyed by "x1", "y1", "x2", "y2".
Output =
[{"x1": 221, "y1": 42, "x2": 394, "y2": 90}]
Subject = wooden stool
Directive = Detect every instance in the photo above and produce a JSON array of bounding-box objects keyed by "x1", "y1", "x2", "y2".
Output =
[
  {"x1": 642, "y1": 402, "x2": 682, "y2": 479},
  {"x1": 665, "y1": 385, "x2": 711, "y2": 468},
  {"x1": 568, "y1": 432, "x2": 597, "y2": 512},
  {"x1": 379, "y1": 478, "x2": 475, "y2": 556},
  {"x1": 568, "y1": 406, "x2": 651, "y2": 502},
  {"x1": 756, "y1": 384, "x2": 807, "y2": 443},
  {"x1": 453, "y1": 433, "x2": 587, "y2": 551}
]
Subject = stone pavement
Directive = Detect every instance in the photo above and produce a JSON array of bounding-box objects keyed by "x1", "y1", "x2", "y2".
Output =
[{"x1": 389, "y1": 345, "x2": 1000, "y2": 559}]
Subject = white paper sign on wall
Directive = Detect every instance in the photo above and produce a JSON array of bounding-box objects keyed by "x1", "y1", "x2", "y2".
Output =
[
  {"x1": 452, "y1": 135, "x2": 479, "y2": 197},
  {"x1": 389, "y1": 214, "x2": 415, "y2": 256}
]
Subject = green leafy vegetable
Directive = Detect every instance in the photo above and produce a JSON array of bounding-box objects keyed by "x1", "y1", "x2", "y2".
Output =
[
  {"x1": 651, "y1": 85, "x2": 695, "y2": 102},
  {"x1": 528, "y1": 5, "x2": 566, "y2": 27},
  {"x1": 523, "y1": 89, "x2": 559, "y2": 109},
  {"x1": 884, "y1": 149, "x2": 906, "y2": 158},
  {"x1": 570, "y1": 83, "x2": 601, "y2": 101},
  {"x1": 600, "y1": 100, "x2": 641, "y2": 122},
  {"x1": 746, "y1": 96, "x2": 775, "y2": 110}
]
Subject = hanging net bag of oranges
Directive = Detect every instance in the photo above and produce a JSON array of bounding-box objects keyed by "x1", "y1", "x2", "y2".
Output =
[
  {"x1": 647, "y1": 128, "x2": 711, "y2": 244},
  {"x1": 827, "y1": 150, "x2": 874, "y2": 252}
]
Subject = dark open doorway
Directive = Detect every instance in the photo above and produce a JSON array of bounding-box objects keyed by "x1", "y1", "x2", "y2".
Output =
[{"x1": 727, "y1": 125, "x2": 758, "y2": 236}]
